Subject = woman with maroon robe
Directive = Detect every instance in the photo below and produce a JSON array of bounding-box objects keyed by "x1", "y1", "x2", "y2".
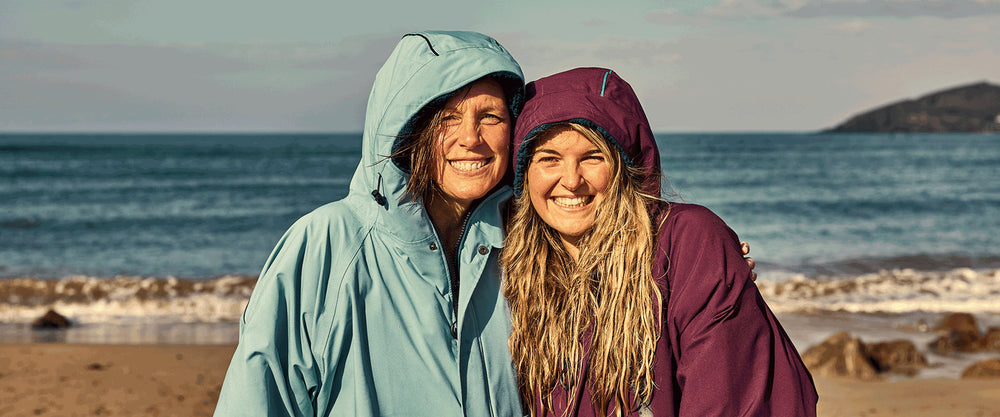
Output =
[{"x1": 501, "y1": 67, "x2": 817, "y2": 416}]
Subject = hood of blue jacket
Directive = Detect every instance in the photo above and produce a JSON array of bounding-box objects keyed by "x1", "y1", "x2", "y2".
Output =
[{"x1": 348, "y1": 31, "x2": 524, "y2": 241}]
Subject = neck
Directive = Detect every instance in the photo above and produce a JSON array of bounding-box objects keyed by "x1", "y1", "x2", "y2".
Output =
[
  {"x1": 560, "y1": 235, "x2": 581, "y2": 261},
  {"x1": 426, "y1": 192, "x2": 472, "y2": 252}
]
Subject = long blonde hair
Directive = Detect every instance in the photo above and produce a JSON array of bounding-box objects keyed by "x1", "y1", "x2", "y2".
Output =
[{"x1": 502, "y1": 123, "x2": 663, "y2": 416}]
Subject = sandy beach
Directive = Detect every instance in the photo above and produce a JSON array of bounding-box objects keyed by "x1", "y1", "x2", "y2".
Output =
[
  {"x1": 0, "y1": 344, "x2": 232, "y2": 417},
  {"x1": 0, "y1": 343, "x2": 997, "y2": 417}
]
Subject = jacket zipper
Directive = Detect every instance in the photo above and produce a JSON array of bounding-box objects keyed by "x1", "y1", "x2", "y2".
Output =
[{"x1": 448, "y1": 205, "x2": 475, "y2": 320}]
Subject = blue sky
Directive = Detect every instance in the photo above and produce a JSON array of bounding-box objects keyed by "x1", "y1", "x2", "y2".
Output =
[{"x1": 1, "y1": 0, "x2": 997, "y2": 132}]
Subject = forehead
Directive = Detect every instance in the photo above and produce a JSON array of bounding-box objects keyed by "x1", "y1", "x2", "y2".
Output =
[
  {"x1": 444, "y1": 78, "x2": 507, "y2": 109},
  {"x1": 535, "y1": 128, "x2": 599, "y2": 151}
]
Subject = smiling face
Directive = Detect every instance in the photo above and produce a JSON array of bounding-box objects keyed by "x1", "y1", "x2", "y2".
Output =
[
  {"x1": 432, "y1": 78, "x2": 511, "y2": 209},
  {"x1": 525, "y1": 126, "x2": 612, "y2": 255}
]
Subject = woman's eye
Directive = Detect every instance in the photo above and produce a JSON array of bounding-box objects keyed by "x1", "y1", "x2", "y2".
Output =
[
  {"x1": 481, "y1": 114, "x2": 503, "y2": 125},
  {"x1": 582, "y1": 154, "x2": 606, "y2": 164},
  {"x1": 441, "y1": 114, "x2": 460, "y2": 126}
]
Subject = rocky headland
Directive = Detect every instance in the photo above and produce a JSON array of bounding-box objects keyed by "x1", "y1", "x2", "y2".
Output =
[{"x1": 827, "y1": 81, "x2": 1000, "y2": 133}]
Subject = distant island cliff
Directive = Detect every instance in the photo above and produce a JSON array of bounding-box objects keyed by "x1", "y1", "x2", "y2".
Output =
[{"x1": 827, "y1": 81, "x2": 1000, "y2": 133}]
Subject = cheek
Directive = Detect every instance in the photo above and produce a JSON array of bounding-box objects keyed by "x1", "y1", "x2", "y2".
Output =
[
  {"x1": 589, "y1": 167, "x2": 613, "y2": 199},
  {"x1": 488, "y1": 128, "x2": 510, "y2": 162},
  {"x1": 525, "y1": 169, "x2": 548, "y2": 207}
]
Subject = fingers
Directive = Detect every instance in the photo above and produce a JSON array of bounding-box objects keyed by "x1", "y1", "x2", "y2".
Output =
[
  {"x1": 746, "y1": 257, "x2": 757, "y2": 281},
  {"x1": 741, "y1": 241, "x2": 756, "y2": 281}
]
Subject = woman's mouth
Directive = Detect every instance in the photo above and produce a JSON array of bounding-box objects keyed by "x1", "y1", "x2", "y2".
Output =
[
  {"x1": 551, "y1": 196, "x2": 594, "y2": 208},
  {"x1": 449, "y1": 157, "x2": 492, "y2": 173}
]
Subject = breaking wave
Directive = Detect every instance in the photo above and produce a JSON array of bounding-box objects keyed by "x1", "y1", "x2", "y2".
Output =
[
  {"x1": 757, "y1": 267, "x2": 1000, "y2": 314},
  {"x1": 0, "y1": 275, "x2": 256, "y2": 324},
  {"x1": 3, "y1": 267, "x2": 999, "y2": 325}
]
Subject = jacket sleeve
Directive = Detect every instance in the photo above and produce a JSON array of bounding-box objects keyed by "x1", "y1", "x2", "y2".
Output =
[
  {"x1": 665, "y1": 206, "x2": 817, "y2": 417},
  {"x1": 214, "y1": 222, "x2": 323, "y2": 417}
]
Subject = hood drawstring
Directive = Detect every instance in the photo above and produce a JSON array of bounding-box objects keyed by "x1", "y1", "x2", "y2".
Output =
[{"x1": 371, "y1": 172, "x2": 388, "y2": 208}]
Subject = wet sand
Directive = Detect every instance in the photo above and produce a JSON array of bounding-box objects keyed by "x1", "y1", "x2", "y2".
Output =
[{"x1": 1, "y1": 343, "x2": 999, "y2": 416}]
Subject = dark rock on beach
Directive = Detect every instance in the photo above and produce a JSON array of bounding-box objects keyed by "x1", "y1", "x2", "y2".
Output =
[
  {"x1": 865, "y1": 340, "x2": 928, "y2": 376},
  {"x1": 803, "y1": 332, "x2": 930, "y2": 379},
  {"x1": 31, "y1": 309, "x2": 72, "y2": 329},
  {"x1": 983, "y1": 328, "x2": 1000, "y2": 352},
  {"x1": 928, "y1": 313, "x2": 989, "y2": 355},
  {"x1": 961, "y1": 358, "x2": 1000, "y2": 379},
  {"x1": 801, "y1": 332, "x2": 880, "y2": 380},
  {"x1": 827, "y1": 81, "x2": 1000, "y2": 133}
]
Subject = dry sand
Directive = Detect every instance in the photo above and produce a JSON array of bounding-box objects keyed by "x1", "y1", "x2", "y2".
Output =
[
  {"x1": 1, "y1": 343, "x2": 998, "y2": 417},
  {"x1": 0, "y1": 344, "x2": 232, "y2": 417}
]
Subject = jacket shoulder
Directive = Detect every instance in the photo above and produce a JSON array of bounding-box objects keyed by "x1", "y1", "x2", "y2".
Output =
[
  {"x1": 292, "y1": 199, "x2": 367, "y2": 234},
  {"x1": 658, "y1": 203, "x2": 736, "y2": 242},
  {"x1": 653, "y1": 203, "x2": 745, "y2": 291},
  {"x1": 244, "y1": 199, "x2": 370, "y2": 320}
]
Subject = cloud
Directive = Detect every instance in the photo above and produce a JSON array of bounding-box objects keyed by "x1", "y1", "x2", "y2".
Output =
[
  {"x1": 786, "y1": 0, "x2": 1000, "y2": 18},
  {"x1": 830, "y1": 18, "x2": 874, "y2": 32},
  {"x1": 0, "y1": 40, "x2": 387, "y2": 131},
  {"x1": 701, "y1": 0, "x2": 795, "y2": 18},
  {"x1": 643, "y1": 10, "x2": 684, "y2": 25},
  {"x1": 688, "y1": 0, "x2": 1000, "y2": 19},
  {"x1": 582, "y1": 18, "x2": 611, "y2": 26}
]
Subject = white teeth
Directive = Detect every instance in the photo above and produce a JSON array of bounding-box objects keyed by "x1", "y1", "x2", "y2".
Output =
[
  {"x1": 449, "y1": 159, "x2": 488, "y2": 172},
  {"x1": 552, "y1": 196, "x2": 590, "y2": 208}
]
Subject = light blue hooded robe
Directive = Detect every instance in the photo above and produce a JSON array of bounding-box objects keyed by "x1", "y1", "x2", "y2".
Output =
[{"x1": 213, "y1": 31, "x2": 524, "y2": 417}]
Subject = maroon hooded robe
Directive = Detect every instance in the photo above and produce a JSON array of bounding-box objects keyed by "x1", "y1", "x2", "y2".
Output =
[{"x1": 511, "y1": 67, "x2": 817, "y2": 417}]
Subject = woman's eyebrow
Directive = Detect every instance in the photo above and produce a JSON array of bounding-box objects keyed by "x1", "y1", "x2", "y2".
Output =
[{"x1": 534, "y1": 148, "x2": 561, "y2": 155}]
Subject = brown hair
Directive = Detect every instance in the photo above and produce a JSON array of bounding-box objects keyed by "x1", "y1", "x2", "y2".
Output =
[
  {"x1": 502, "y1": 123, "x2": 663, "y2": 416},
  {"x1": 398, "y1": 108, "x2": 447, "y2": 203}
]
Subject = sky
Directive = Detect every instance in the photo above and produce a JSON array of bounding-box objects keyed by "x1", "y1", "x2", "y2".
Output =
[{"x1": 1, "y1": 0, "x2": 998, "y2": 132}]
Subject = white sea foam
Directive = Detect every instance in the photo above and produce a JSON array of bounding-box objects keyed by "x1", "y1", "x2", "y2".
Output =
[
  {"x1": 757, "y1": 267, "x2": 1000, "y2": 314},
  {"x1": 0, "y1": 275, "x2": 255, "y2": 324},
  {"x1": 3, "y1": 268, "x2": 999, "y2": 324}
]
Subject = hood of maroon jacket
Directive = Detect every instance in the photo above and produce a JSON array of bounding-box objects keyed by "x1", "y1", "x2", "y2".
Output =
[{"x1": 511, "y1": 67, "x2": 661, "y2": 198}]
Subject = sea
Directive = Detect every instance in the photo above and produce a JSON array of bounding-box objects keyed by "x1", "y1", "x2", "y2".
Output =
[{"x1": 2, "y1": 132, "x2": 999, "y2": 376}]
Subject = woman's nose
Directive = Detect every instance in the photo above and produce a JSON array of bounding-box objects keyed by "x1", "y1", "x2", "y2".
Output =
[
  {"x1": 455, "y1": 119, "x2": 481, "y2": 147},
  {"x1": 559, "y1": 164, "x2": 584, "y2": 190}
]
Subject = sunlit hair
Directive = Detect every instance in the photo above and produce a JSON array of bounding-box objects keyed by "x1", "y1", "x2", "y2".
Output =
[
  {"x1": 399, "y1": 107, "x2": 448, "y2": 203},
  {"x1": 502, "y1": 123, "x2": 663, "y2": 416}
]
